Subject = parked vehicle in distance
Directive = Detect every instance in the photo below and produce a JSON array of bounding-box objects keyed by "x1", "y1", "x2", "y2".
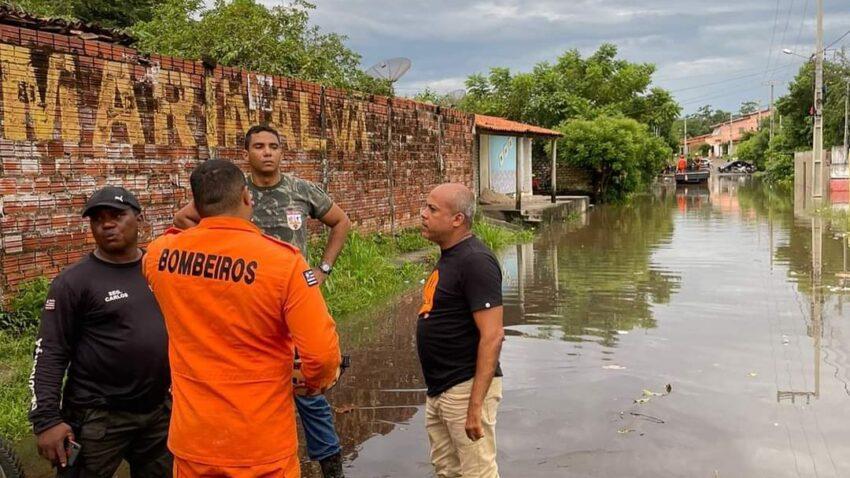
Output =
[{"x1": 718, "y1": 160, "x2": 756, "y2": 174}]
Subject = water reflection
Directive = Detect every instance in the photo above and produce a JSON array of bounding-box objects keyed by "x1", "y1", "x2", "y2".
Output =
[{"x1": 501, "y1": 193, "x2": 682, "y2": 347}]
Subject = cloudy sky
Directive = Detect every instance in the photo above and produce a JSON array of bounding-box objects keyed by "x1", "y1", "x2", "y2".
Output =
[{"x1": 299, "y1": 1, "x2": 849, "y2": 115}]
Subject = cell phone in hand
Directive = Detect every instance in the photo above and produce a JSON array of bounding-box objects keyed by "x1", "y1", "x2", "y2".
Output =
[{"x1": 66, "y1": 439, "x2": 82, "y2": 467}]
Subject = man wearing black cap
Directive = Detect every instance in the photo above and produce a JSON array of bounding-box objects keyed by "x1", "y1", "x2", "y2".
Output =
[{"x1": 29, "y1": 186, "x2": 172, "y2": 477}]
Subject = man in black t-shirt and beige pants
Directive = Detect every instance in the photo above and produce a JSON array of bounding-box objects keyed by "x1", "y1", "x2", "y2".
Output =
[
  {"x1": 29, "y1": 187, "x2": 172, "y2": 477},
  {"x1": 417, "y1": 183, "x2": 505, "y2": 478}
]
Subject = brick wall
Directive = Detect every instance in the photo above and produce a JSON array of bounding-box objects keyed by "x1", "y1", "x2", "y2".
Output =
[
  {"x1": 0, "y1": 23, "x2": 474, "y2": 300},
  {"x1": 532, "y1": 157, "x2": 593, "y2": 196}
]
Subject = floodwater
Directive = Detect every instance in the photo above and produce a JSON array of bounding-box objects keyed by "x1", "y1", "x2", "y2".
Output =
[
  {"x1": 17, "y1": 176, "x2": 850, "y2": 477},
  {"x1": 325, "y1": 176, "x2": 850, "y2": 477}
]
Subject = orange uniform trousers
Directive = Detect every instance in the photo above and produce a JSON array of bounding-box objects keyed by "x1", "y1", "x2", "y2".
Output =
[{"x1": 174, "y1": 455, "x2": 300, "y2": 478}]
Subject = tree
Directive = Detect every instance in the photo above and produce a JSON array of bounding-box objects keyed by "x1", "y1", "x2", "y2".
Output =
[
  {"x1": 739, "y1": 100, "x2": 760, "y2": 115},
  {"x1": 556, "y1": 116, "x2": 671, "y2": 202},
  {"x1": 10, "y1": 0, "x2": 165, "y2": 29},
  {"x1": 458, "y1": 44, "x2": 680, "y2": 132},
  {"x1": 413, "y1": 88, "x2": 442, "y2": 105},
  {"x1": 131, "y1": 0, "x2": 389, "y2": 94},
  {"x1": 775, "y1": 51, "x2": 850, "y2": 152},
  {"x1": 732, "y1": 50, "x2": 850, "y2": 183},
  {"x1": 669, "y1": 104, "x2": 731, "y2": 146},
  {"x1": 735, "y1": 128, "x2": 770, "y2": 169},
  {"x1": 10, "y1": 0, "x2": 388, "y2": 94}
]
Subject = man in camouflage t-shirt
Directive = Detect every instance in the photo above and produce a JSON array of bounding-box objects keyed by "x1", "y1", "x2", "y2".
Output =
[
  {"x1": 174, "y1": 125, "x2": 352, "y2": 478},
  {"x1": 250, "y1": 172, "x2": 333, "y2": 258}
]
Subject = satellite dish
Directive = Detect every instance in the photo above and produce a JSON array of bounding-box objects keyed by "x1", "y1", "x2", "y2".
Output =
[{"x1": 365, "y1": 57, "x2": 412, "y2": 82}]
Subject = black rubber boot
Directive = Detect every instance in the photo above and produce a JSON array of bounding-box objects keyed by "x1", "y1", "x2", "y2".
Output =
[{"x1": 319, "y1": 452, "x2": 345, "y2": 478}]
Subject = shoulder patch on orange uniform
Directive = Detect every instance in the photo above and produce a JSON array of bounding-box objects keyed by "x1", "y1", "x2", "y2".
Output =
[
  {"x1": 164, "y1": 227, "x2": 184, "y2": 236},
  {"x1": 260, "y1": 233, "x2": 302, "y2": 255}
]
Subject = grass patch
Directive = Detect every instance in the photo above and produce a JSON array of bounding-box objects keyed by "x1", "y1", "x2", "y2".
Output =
[
  {"x1": 0, "y1": 331, "x2": 34, "y2": 441},
  {"x1": 472, "y1": 220, "x2": 534, "y2": 251},
  {"x1": 308, "y1": 230, "x2": 433, "y2": 318}
]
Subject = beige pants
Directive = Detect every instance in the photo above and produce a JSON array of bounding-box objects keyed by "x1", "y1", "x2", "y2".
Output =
[{"x1": 425, "y1": 377, "x2": 502, "y2": 478}]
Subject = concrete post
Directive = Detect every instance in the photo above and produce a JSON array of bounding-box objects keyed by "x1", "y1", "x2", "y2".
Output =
[
  {"x1": 386, "y1": 100, "x2": 396, "y2": 234},
  {"x1": 550, "y1": 138, "x2": 557, "y2": 204},
  {"x1": 515, "y1": 137, "x2": 522, "y2": 212},
  {"x1": 319, "y1": 87, "x2": 329, "y2": 191}
]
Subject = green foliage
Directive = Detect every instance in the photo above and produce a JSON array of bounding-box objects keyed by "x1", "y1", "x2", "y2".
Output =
[
  {"x1": 457, "y1": 43, "x2": 680, "y2": 134},
  {"x1": 739, "y1": 100, "x2": 760, "y2": 115},
  {"x1": 9, "y1": 0, "x2": 166, "y2": 29},
  {"x1": 131, "y1": 0, "x2": 389, "y2": 94},
  {"x1": 737, "y1": 50, "x2": 850, "y2": 185},
  {"x1": 392, "y1": 229, "x2": 432, "y2": 253},
  {"x1": 455, "y1": 44, "x2": 679, "y2": 194},
  {"x1": 556, "y1": 116, "x2": 672, "y2": 202},
  {"x1": 0, "y1": 330, "x2": 35, "y2": 441},
  {"x1": 7, "y1": 0, "x2": 73, "y2": 18},
  {"x1": 10, "y1": 0, "x2": 389, "y2": 93},
  {"x1": 1, "y1": 277, "x2": 49, "y2": 335},
  {"x1": 471, "y1": 220, "x2": 534, "y2": 251},
  {"x1": 762, "y1": 129, "x2": 796, "y2": 184},
  {"x1": 776, "y1": 52, "x2": 850, "y2": 151},
  {"x1": 412, "y1": 87, "x2": 443, "y2": 105},
  {"x1": 313, "y1": 232, "x2": 429, "y2": 318},
  {"x1": 735, "y1": 127, "x2": 770, "y2": 169},
  {"x1": 669, "y1": 104, "x2": 732, "y2": 147},
  {"x1": 307, "y1": 230, "x2": 434, "y2": 318}
]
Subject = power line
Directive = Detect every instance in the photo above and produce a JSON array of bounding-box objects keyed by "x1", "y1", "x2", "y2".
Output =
[
  {"x1": 763, "y1": 0, "x2": 784, "y2": 81},
  {"x1": 654, "y1": 63, "x2": 770, "y2": 82},
  {"x1": 667, "y1": 63, "x2": 796, "y2": 93},
  {"x1": 675, "y1": 58, "x2": 806, "y2": 106},
  {"x1": 786, "y1": 0, "x2": 811, "y2": 75},
  {"x1": 777, "y1": 0, "x2": 797, "y2": 67},
  {"x1": 781, "y1": 1, "x2": 797, "y2": 46},
  {"x1": 678, "y1": 83, "x2": 765, "y2": 106},
  {"x1": 825, "y1": 28, "x2": 850, "y2": 51}
]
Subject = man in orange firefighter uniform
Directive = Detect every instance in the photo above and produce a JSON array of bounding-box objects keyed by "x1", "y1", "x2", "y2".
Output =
[{"x1": 143, "y1": 159, "x2": 341, "y2": 477}]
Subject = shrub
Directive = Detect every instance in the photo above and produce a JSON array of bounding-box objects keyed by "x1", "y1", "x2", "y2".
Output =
[{"x1": 1, "y1": 277, "x2": 50, "y2": 334}]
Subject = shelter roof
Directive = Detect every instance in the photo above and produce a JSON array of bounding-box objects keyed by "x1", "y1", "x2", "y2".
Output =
[{"x1": 475, "y1": 114, "x2": 563, "y2": 138}]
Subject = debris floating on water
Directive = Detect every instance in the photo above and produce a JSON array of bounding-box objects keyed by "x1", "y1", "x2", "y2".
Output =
[{"x1": 603, "y1": 364, "x2": 627, "y2": 370}]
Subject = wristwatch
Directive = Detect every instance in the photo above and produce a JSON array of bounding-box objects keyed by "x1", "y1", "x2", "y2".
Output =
[{"x1": 319, "y1": 262, "x2": 333, "y2": 275}]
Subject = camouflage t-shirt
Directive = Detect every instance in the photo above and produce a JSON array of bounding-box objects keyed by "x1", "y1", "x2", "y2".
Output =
[{"x1": 248, "y1": 174, "x2": 333, "y2": 258}]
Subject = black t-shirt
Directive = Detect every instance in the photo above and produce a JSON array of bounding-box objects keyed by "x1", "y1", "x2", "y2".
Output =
[
  {"x1": 416, "y1": 236, "x2": 503, "y2": 397},
  {"x1": 29, "y1": 253, "x2": 170, "y2": 434}
]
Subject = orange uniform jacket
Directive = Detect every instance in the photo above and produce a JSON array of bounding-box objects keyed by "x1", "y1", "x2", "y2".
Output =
[{"x1": 143, "y1": 216, "x2": 341, "y2": 467}]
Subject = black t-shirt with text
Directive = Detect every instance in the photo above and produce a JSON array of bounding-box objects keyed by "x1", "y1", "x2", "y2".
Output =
[
  {"x1": 28, "y1": 253, "x2": 170, "y2": 434},
  {"x1": 416, "y1": 236, "x2": 503, "y2": 397}
]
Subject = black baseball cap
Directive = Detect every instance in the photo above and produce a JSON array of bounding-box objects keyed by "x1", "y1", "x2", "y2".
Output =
[{"x1": 82, "y1": 186, "x2": 142, "y2": 217}]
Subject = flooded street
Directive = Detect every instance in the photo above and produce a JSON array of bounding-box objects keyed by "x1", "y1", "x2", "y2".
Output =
[
  {"x1": 326, "y1": 177, "x2": 850, "y2": 477},
  {"x1": 16, "y1": 177, "x2": 850, "y2": 477}
]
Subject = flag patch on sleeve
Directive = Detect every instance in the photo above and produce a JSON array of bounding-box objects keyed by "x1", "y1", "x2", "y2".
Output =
[{"x1": 303, "y1": 269, "x2": 319, "y2": 287}]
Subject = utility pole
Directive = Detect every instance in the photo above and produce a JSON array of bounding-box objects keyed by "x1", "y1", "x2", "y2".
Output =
[
  {"x1": 844, "y1": 78, "x2": 850, "y2": 181},
  {"x1": 812, "y1": 0, "x2": 824, "y2": 199},
  {"x1": 683, "y1": 116, "x2": 688, "y2": 156},
  {"x1": 764, "y1": 80, "x2": 776, "y2": 142},
  {"x1": 728, "y1": 112, "x2": 734, "y2": 157}
]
